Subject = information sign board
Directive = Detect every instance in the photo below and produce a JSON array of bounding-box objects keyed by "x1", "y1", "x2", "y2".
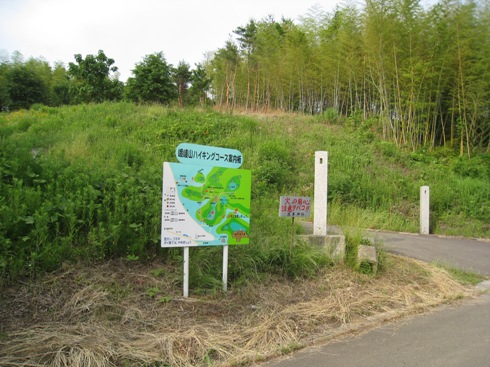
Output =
[
  {"x1": 162, "y1": 162, "x2": 251, "y2": 247},
  {"x1": 279, "y1": 196, "x2": 311, "y2": 217}
]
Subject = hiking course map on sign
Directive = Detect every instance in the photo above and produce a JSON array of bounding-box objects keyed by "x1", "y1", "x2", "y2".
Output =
[{"x1": 162, "y1": 162, "x2": 251, "y2": 247}]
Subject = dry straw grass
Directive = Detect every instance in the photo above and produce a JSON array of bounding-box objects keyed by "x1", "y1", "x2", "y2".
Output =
[{"x1": 0, "y1": 255, "x2": 477, "y2": 367}]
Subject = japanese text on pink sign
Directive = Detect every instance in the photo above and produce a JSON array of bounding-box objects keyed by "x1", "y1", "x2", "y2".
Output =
[{"x1": 279, "y1": 196, "x2": 311, "y2": 217}]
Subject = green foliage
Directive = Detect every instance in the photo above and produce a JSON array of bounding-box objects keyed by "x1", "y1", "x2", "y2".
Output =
[
  {"x1": 173, "y1": 61, "x2": 192, "y2": 107},
  {"x1": 1, "y1": 53, "x2": 68, "y2": 110},
  {"x1": 146, "y1": 286, "x2": 161, "y2": 298},
  {"x1": 189, "y1": 63, "x2": 212, "y2": 107},
  {"x1": 433, "y1": 262, "x2": 487, "y2": 286},
  {"x1": 0, "y1": 103, "x2": 488, "y2": 287},
  {"x1": 125, "y1": 52, "x2": 176, "y2": 104},
  {"x1": 5, "y1": 65, "x2": 48, "y2": 110},
  {"x1": 344, "y1": 232, "x2": 386, "y2": 275},
  {"x1": 322, "y1": 108, "x2": 341, "y2": 124},
  {"x1": 0, "y1": 51, "x2": 212, "y2": 110},
  {"x1": 68, "y1": 50, "x2": 122, "y2": 103},
  {"x1": 210, "y1": 1, "x2": 490, "y2": 155},
  {"x1": 187, "y1": 203, "x2": 333, "y2": 291},
  {"x1": 0, "y1": 105, "x2": 281, "y2": 285},
  {"x1": 452, "y1": 155, "x2": 490, "y2": 180},
  {"x1": 49, "y1": 63, "x2": 72, "y2": 106},
  {"x1": 254, "y1": 140, "x2": 297, "y2": 193}
]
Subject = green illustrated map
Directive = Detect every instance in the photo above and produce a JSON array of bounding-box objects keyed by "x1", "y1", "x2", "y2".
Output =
[{"x1": 162, "y1": 162, "x2": 251, "y2": 247}]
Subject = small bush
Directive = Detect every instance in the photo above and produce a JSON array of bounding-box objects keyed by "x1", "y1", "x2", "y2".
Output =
[
  {"x1": 376, "y1": 141, "x2": 400, "y2": 159},
  {"x1": 452, "y1": 155, "x2": 490, "y2": 180},
  {"x1": 254, "y1": 141, "x2": 297, "y2": 192}
]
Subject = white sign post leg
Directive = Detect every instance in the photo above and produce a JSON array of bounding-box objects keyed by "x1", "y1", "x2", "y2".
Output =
[
  {"x1": 223, "y1": 245, "x2": 229, "y2": 292},
  {"x1": 183, "y1": 247, "x2": 189, "y2": 298}
]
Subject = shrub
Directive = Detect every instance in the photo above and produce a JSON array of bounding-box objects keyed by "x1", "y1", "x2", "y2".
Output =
[
  {"x1": 452, "y1": 155, "x2": 490, "y2": 180},
  {"x1": 254, "y1": 141, "x2": 297, "y2": 192}
]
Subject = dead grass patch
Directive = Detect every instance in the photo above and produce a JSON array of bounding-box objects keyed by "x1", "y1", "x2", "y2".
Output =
[{"x1": 0, "y1": 254, "x2": 477, "y2": 367}]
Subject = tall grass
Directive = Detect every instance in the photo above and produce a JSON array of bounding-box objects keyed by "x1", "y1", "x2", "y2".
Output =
[{"x1": 1, "y1": 103, "x2": 489, "y2": 285}]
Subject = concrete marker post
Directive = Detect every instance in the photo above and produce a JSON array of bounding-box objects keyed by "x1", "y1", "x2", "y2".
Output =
[
  {"x1": 314, "y1": 151, "x2": 328, "y2": 236},
  {"x1": 420, "y1": 186, "x2": 430, "y2": 235}
]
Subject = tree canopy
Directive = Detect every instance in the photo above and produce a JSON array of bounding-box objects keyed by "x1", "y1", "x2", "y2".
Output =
[
  {"x1": 209, "y1": 0, "x2": 490, "y2": 155},
  {"x1": 173, "y1": 61, "x2": 192, "y2": 107},
  {"x1": 68, "y1": 50, "x2": 123, "y2": 103},
  {"x1": 1, "y1": 0, "x2": 489, "y2": 154},
  {"x1": 125, "y1": 52, "x2": 176, "y2": 104}
]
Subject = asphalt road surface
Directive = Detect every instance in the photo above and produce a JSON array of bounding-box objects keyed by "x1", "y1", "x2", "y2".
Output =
[
  {"x1": 262, "y1": 290, "x2": 490, "y2": 367},
  {"x1": 260, "y1": 228, "x2": 490, "y2": 367},
  {"x1": 367, "y1": 230, "x2": 490, "y2": 275}
]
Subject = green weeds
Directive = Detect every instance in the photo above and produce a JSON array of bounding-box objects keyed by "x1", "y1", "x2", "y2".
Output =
[
  {"x1": 433, "y1": 262, "x2": 488, "y2": 286},
  {"x1": 1, "y1": 103, "x2": 489, "y2": 286}
]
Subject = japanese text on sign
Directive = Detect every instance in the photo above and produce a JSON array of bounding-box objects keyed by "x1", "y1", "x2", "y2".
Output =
[
  {"x1": 175, "y1": 143, "x2": 243, "y2": 168},
  {"x1": 279, "y1": 196, "x2": 311, "y2": 217},
  {"x1": 177, "y1": 148, "x2": 242, "y2": 165}
]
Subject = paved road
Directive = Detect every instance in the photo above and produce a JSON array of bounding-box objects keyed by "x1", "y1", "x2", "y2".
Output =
[
  {"x1": 260, "y1": 228, "x2": 490, "y2": 367},
  {"x1": 367, "y1": 230, "x2": 490, "y2": 275},
  {"x1": 262, "y1": 290, "x2": 490, "y2": 367}
]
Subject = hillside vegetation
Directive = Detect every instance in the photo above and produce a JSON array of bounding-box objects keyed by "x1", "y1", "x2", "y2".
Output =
[
  {"x1": 1, "y1": 102, "x2": 489, "y2": 286},
  {"x1": 2, "y1": 1, "x2": 489, "y2": 157},
  {"x1": 212, "y1": 1, "x2": 490, "y2": 155}
]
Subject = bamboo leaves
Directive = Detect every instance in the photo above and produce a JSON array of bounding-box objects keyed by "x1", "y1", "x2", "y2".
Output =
[{"x1": 210, "y1": 0, "x2": 490, "y2": 155}]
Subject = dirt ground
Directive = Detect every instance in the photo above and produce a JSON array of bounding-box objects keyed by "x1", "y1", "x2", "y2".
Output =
[{"x1": 0, "y1": 254, "x2": 478, "y2": 367}]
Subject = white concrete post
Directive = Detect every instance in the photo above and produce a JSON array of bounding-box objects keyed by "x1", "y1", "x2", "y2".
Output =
[
  {"x1": 420, "y1": 186, "x2": 430, "y2": 235},
  {"x1": 314, "y1": 151, "x2": 328, "y2": 236}
]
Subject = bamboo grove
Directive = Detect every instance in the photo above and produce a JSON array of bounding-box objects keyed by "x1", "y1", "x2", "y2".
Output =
[{"x1": 208, "y1": 0, "x2": 490, "y2": 155}]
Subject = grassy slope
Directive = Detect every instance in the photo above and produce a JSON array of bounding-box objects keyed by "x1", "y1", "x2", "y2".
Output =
[
  {"x1": 1, "y1": 102, "x2": 489, "y2": 280},
  {"x1": 2, "y1": 103, "x2": 488, "y2": 233},
  {"x1": 0, "y1": 102, "x2": 488, "y2": 366}
]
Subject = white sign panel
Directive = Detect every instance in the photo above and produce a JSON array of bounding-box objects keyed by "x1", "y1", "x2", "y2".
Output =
[{"x1": 279, "y1": 196, "x2": 311, "y2": 217}]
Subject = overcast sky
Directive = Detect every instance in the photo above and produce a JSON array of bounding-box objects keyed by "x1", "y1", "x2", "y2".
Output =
[{"x1": 0, "y1": 0, "x2": 339, "y2": 82}]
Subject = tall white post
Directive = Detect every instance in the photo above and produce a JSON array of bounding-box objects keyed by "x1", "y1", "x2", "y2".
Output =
[
  {"x1": 183, "y1": 247, "x2": 189, "y2": 298},
  {"x1": 420, "y1": 186, "x2": 430, "y2": 235},
  {"x1": 314, "y1": 151, "x2": 328, "y2": 236}
]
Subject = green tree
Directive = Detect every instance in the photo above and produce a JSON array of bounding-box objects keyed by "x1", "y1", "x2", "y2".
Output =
[
  {"x1": 25, "y1": 57, "x2": 52, "y2": 92},
  {"x1": 234, "y1": 20, "x2": 258, "y2": 110},
  {"x1": 68, "y1": 50, "x2": 122, "y2": 103},
  {"x1": 206, "y1": 0, "x2": 489, "y2": 154},
  {"x1": 0, "y1": 60, "x2": 11, "y2": 110},
  {"x1": 189, "y1": 63, "x2": 212, "y2": 106},
  {"x1": 253, "y1": 17, "x2": 286, "y2": 111},
  {"x1": 6, "y1": 64, "x2": 48, "y2": 110},
  {"x1": 211, "y1": 41, "x2": 240, "y2": 109},
  {"x1": 450, "y1": 0, "x2": 490, "y2": 156},
  {"x1": 173, "y1": 61, "x2": 192, "y2": 107},
  {"x1": 125, "y1": 52, "x2": 176, "y2": 104},
  {"x1": 50, "y1": 62, "x2": 72, "y2": 106}
]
